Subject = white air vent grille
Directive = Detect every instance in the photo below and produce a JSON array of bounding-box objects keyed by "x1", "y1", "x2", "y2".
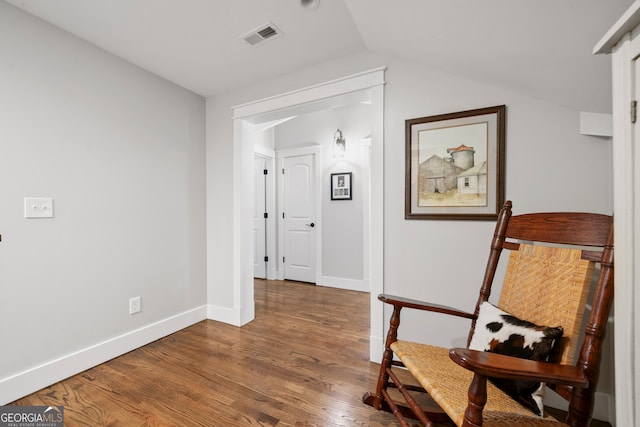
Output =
[{"x1": 241, "y1": 22, "x2": 282, "y2": 46}]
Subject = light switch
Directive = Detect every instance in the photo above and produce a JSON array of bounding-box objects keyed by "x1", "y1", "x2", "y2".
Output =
[{"x1": 24, "y1": 197, "x2": 54, "y2": 219}]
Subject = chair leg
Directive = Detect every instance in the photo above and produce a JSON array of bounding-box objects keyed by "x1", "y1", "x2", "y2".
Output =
[
  {"x1": 386, "y1": 366, "x2": 435, "y2": 427},
  {"x1": 362, "y1": 345, "x2": 394, "y2": 409},
  {"x1": 363, "y1": 304, "x2": 450, "y2": 425},
  {"x1": 461, "y1": 373, "x2": 488, "y2": 427},
  {"x1": 362, "y1": 304, "x2": 403, "y2": 409},
  {"x1": 566, "y1": 385, "x2": 594, "y2": 427}
]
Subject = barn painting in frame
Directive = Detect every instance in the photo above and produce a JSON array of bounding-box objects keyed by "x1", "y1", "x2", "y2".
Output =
[{"x1": 405, "y1": 105, "x2": 506, "y2": 220}]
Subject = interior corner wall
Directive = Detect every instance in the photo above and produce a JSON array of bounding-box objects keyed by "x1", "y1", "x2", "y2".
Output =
[{"x1": 0, "y1": 2, "x2": 207, "y2": 404}]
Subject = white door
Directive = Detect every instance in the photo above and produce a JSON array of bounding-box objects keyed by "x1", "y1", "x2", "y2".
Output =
[
  {"x1": 253, "y1": 156, "x2": 267, "y2": 278},
  {"x1": 282, "y1": 154, "x2": 316, "y2": 283}
]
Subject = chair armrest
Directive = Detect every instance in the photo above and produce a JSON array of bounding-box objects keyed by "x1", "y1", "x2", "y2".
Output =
[
  {"x1": 379, "y1": 294, "x2": 475, "y2": 319},
  {"x1": 449, "y1": 348, "x2": 589, "y2": 388}
]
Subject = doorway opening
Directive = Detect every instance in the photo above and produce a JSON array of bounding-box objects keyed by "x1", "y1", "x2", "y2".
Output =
[{"x1": 233, "y1": 68, "x2": 386, "y2": 361}]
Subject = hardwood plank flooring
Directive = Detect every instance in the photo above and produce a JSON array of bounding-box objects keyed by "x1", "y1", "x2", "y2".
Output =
[{"x1": 11, "y1": 280, "x2": 611, "y2": 426}]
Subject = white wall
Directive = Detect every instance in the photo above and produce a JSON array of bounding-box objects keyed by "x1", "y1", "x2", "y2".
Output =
[
  {"x1": 379, "y1": 57, "x2": 614, "y2": 418},
  {"x1": 0, "y1": 2, "x2": 207, "y2": 403},
  {"x1": 382, "y1": 59, "x2": 613, "y2": 348}
]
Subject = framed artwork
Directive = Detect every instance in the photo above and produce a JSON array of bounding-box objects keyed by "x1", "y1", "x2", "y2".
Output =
[
  {"x1": 331, "y1": 172, "x2": 352, "y2": 200},
  {"x1": 405, "y1": 105, "x2": 506, "y2": 220}
]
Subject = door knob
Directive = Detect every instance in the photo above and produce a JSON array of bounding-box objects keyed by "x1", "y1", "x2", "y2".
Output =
[{"x1": 306, "y1": 222, "x2": 315, "y2": 228}]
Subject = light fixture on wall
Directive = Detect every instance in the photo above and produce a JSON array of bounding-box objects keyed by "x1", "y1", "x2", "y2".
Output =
[{"x1": 333, "y1": 129, "x2": 346, "y2": 157}]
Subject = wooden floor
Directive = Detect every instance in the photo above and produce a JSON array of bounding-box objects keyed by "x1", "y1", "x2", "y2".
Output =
[{"x1": 12, "y1": 279, "x2": 611, "y2": 427}]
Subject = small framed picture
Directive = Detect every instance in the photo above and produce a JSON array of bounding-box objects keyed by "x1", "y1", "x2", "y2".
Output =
[{"x1": 331, "y1": 172, "x2": 352, "y2": 200}]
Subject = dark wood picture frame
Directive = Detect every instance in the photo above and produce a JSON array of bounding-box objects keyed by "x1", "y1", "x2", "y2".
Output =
[
  {"x1": 405, "y1": 105, "x2": 506, "y2": 220},
  {"x1": 331, "y1": 172, "x2": 352, "y2": 200}
]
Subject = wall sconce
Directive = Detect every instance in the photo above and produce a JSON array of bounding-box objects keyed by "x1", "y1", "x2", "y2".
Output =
[{"x1": 333, "y1": 129, "x2": 346, "y2": 157}]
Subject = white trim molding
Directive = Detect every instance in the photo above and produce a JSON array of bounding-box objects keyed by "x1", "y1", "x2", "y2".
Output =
[
  {"x1": 0, "y1": 306, "x2": 207, "y2": 405},
  {"x1": 544, "y1": 390, "x2": 612, "y2": 424},
  {"x1": 232, "y1": 67, "x2": 386, "y2": 119},
  {"x1": 368, "y1": 83, "x2": 385, "y2": 362},
  {"x1": 319, "y1": 275, "x2": 370, "y2": 293},
  {"x1": 579, "y1": 112, "x2": 613, "y2": 137},
  {"x1": 207, "y1": 304, "x2": 243, "y2": 326}
]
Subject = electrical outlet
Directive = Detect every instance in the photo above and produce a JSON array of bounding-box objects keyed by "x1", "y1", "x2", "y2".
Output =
[
  {"x1": 129, "y1": 296, "x2": 141, "y2": 314},
  {"x1": 24, "y1": 197, "x2": 54, "y2": 218}
]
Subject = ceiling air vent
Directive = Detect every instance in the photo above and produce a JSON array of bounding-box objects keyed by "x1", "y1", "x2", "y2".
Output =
[{"x1": 241, "y1": 22, "x2": 283, "y2": 47}]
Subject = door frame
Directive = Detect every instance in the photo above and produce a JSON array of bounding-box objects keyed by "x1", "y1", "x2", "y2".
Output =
[
  {"x1": 232, "y1": 67, "x2": 385, "y2": 361},
  {"x1": 276, "y1": 145, "x2": 322, "y2": 283},
  {"x1": 595, "y1": 12, "x2": 640, "y2": 424}
]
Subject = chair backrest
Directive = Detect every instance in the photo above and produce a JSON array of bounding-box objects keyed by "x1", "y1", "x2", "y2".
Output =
[
  {"x1": 498, "y1": 244, "x2": 593, "y2": 365},
  {"x1": 468, "y1": 201, "x2": 614, "y2": 417}
]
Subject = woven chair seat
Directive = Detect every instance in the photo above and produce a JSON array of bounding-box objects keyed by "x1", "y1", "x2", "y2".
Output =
[{"x1": 391, "y1": 341, "x2": 565, "y2": 427}]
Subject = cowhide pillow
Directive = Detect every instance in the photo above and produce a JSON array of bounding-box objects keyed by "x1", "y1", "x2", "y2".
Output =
[{"x1": 468, "y1": 302, "x2": 563, "y2": 416}]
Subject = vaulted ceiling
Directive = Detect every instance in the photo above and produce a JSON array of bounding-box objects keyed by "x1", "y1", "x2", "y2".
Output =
[{"x1": 5, "y1": 0, "x2": 632, "y2": 112}]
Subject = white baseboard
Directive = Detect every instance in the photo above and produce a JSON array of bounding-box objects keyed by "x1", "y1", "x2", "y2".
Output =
[
  {"x1": 318, "y1": 275, "x2": 370, "y2": 292},
  {"x1": 591, "y1": 391, "x2": 613, "y2": 425},
  {"x1": 607, "y1": 394, "x2": 616, "y2": 426},
  {"x1": 544, "y1": 388, "x2": 612, "y2": 424},
  {"x1": 0, "y1": 305, "x2": 207, "y2": 405},
  {"x1": 370, "y1": 335, "x2": 384, "y2": 362},
  {"x1": 207, "y1": 303, "x2": 251, "y2": 326}
]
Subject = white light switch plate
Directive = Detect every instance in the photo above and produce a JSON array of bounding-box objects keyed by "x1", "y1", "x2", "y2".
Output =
[{"x1": 24, "y1": 197, "x2": 54, "y2": 218}]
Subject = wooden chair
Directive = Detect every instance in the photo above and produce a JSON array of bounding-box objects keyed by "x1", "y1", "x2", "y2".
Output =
[{"x1": 363, "y1": 201, "x2": 614, "y2": 427}]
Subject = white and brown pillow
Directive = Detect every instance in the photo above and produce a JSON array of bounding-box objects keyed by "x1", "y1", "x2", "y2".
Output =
[{"x1": 468, "y1": 302, "x2": 563, "y2": 416}]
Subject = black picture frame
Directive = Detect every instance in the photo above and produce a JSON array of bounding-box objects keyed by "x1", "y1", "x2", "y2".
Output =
[{"x1": 331, "y1": 172, "x2": 352, "y2": 200}]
